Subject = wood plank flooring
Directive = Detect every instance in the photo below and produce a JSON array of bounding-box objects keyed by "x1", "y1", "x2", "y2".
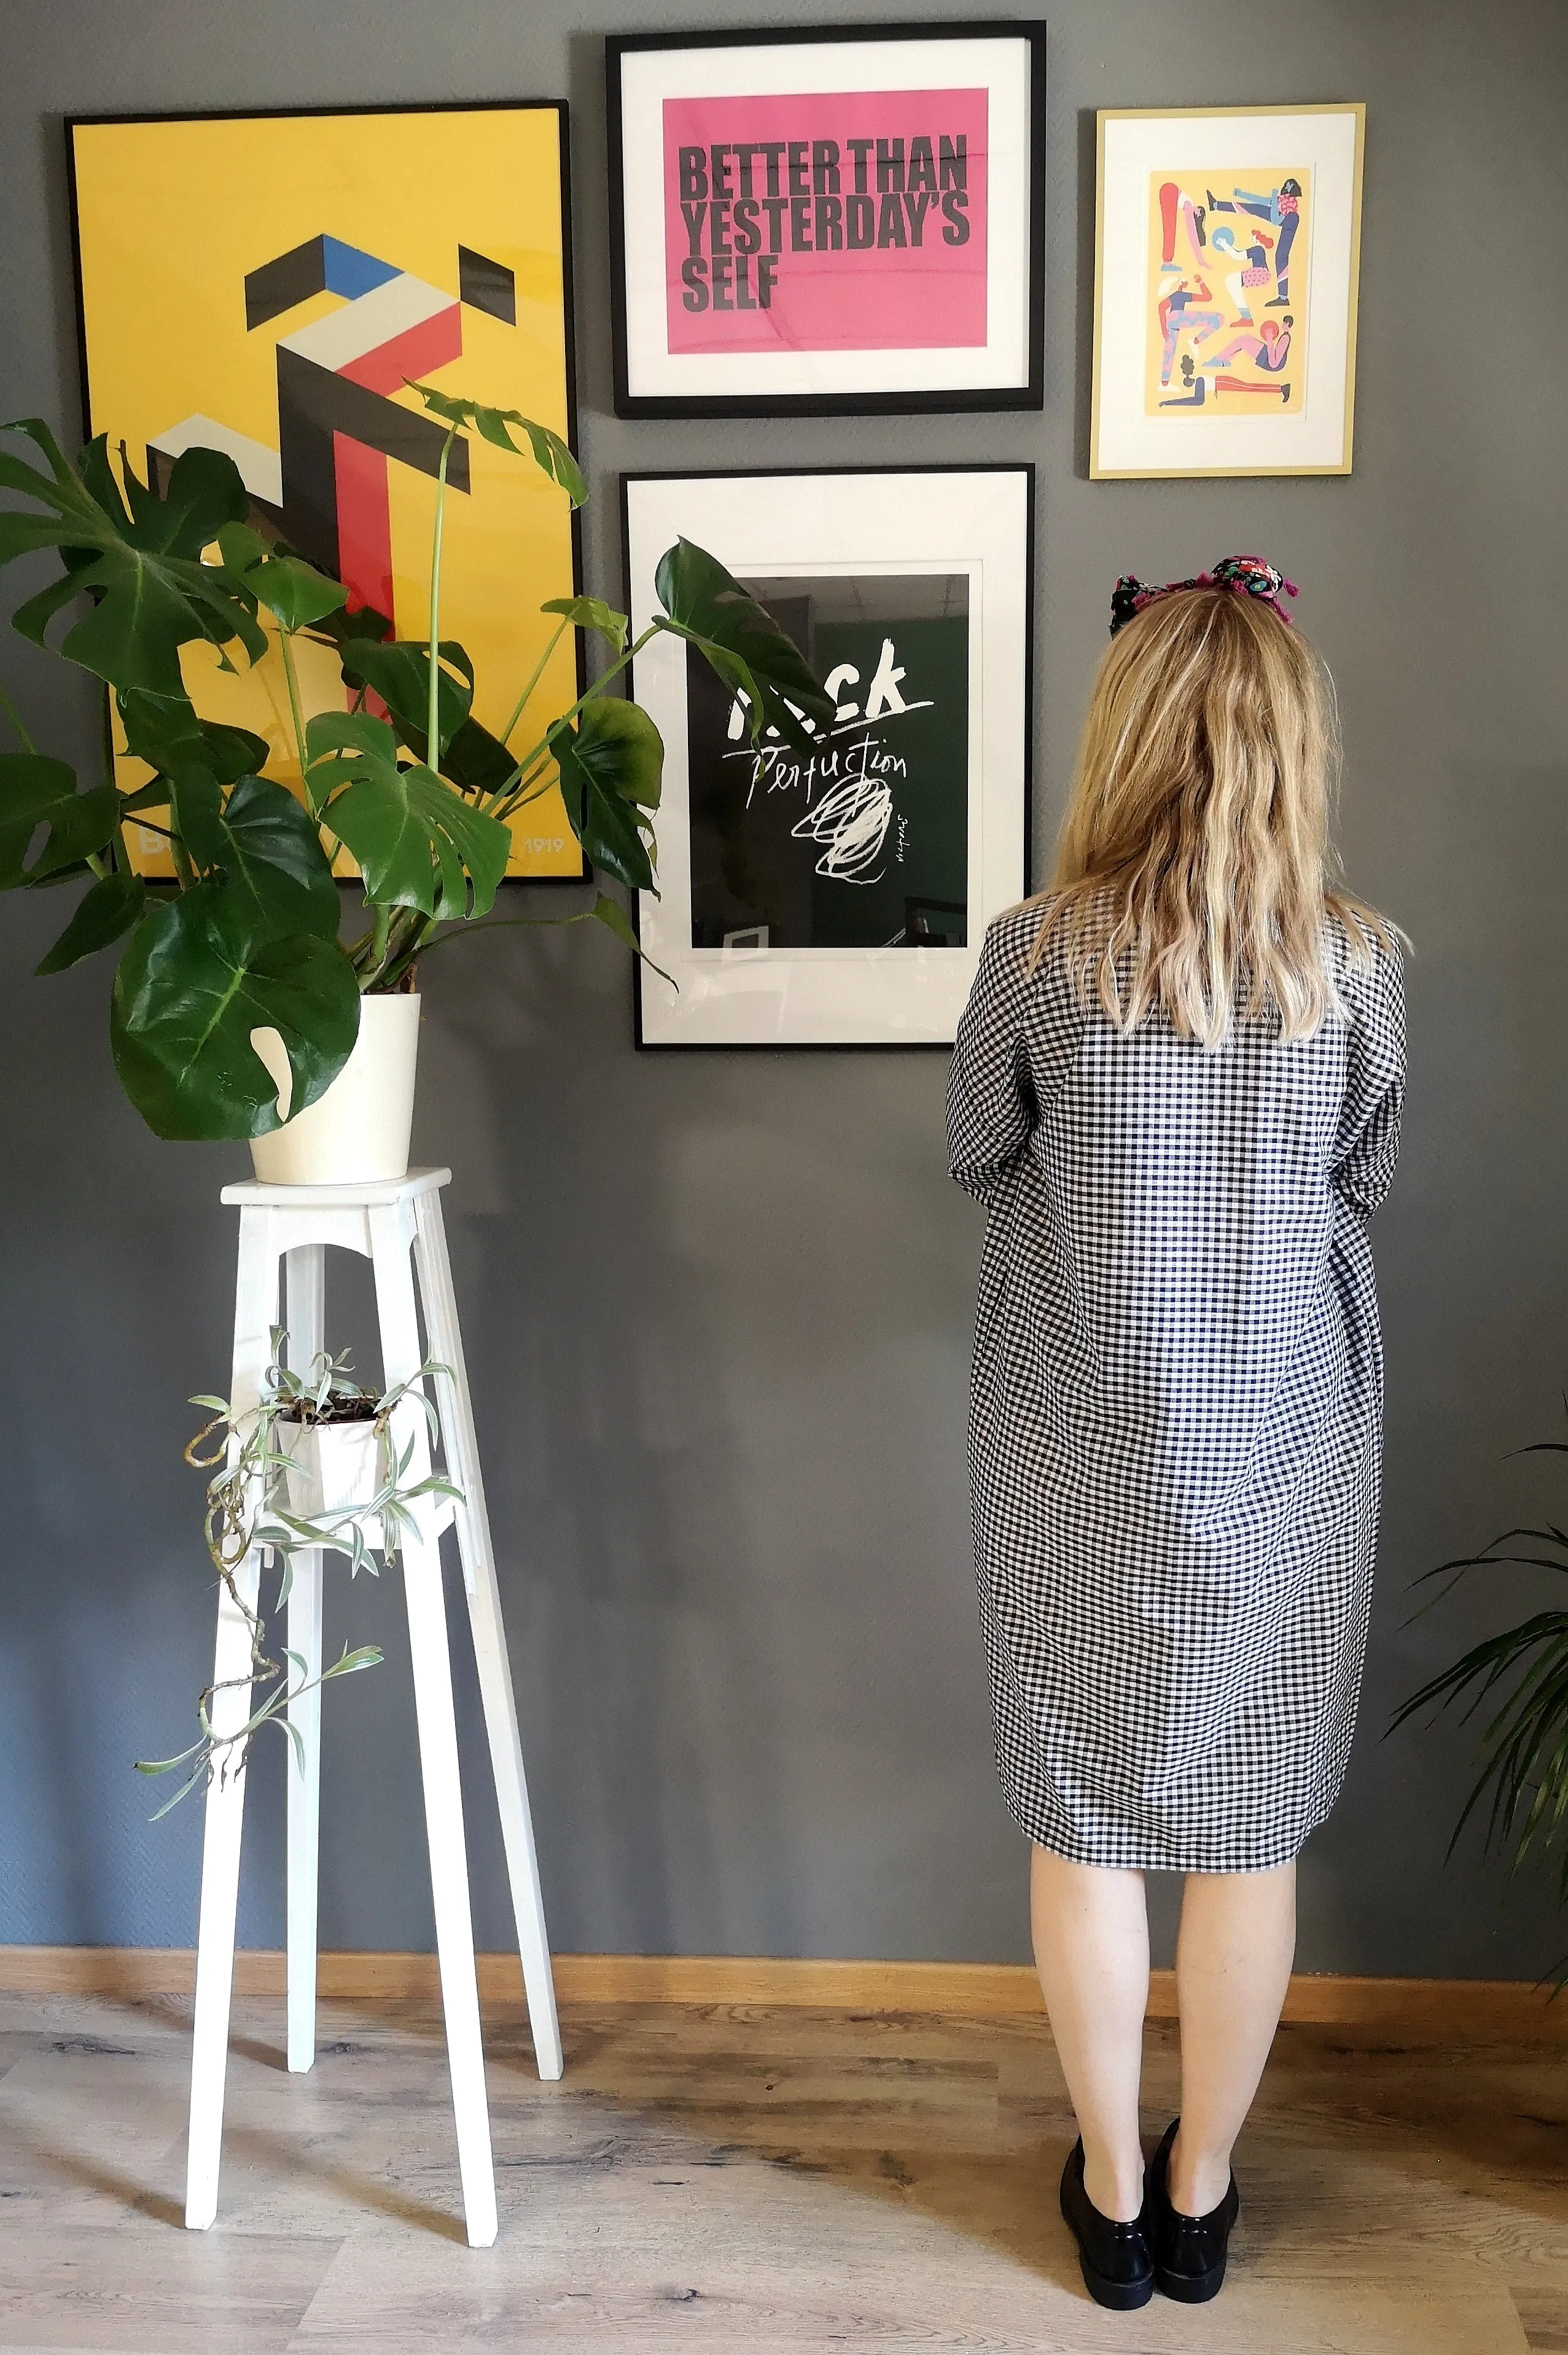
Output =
[{"x1": 0, "y1": 1988, "x2": 1562, "y2": 2352}]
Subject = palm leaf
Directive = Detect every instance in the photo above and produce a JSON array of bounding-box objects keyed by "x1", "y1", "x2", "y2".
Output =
[{"x1": 1395, "y1": 1432, "x2": 1568, "y2": 1935}]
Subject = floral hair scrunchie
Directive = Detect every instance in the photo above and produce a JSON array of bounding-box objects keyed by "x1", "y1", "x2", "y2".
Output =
[{"x1": 1109, "y1": 555, "x2": 1299, "y2": 636}]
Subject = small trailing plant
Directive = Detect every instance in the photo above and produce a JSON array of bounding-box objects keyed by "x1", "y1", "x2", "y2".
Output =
[
  {"x1": 0, "y1": 389, "x2": 832, "y2": 1139},
  {"x1": 135, "y1": 1330, "x2": 459, "y2": 1815},
  {"x1": 1392, "y1": 1414, "x2": 1568, "y2": 1974}
]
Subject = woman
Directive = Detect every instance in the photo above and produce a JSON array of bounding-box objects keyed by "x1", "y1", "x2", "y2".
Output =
[
  {"x1": 946, "y1": 559, "x2": 1405, "y2": 2310},
  {"x1": 1156, "y1": 276, "x2": 1223, "y2": 385},
  {"x1": 1204, "y1": 314, "x2": 1293, "y2": 373}
]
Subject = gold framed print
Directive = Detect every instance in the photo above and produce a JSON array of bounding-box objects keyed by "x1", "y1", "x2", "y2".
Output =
[{"x1": 1091, "y1": 104, "x2": 1365, "y2": 478}]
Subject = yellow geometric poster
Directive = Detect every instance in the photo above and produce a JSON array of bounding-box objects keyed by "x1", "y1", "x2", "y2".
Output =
[
  {"x1": 1144, "y1": 167, "x2": 1311, "y2": 418},
  {"x1": 68, "y1": 104, "x2": 585, "y2": 879}
]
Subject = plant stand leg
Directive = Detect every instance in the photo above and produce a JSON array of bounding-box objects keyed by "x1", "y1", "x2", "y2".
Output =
[
  {"x1": 185, "y1": 1206, "x2": 279, "y2": 2232},
  {"x1": 413, "y1": 1192, "x2": 563, "y2": 2082},
  {"x1": 370, "y1": 1205, "x2": 497, "y2": 2249},
  {"x1": 284, "y1": 1244, "x2": 326, "y2": 2075}
]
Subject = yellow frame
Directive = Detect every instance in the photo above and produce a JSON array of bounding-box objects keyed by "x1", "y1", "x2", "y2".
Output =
[
  {"x1": 68, "y1": 103, "x2": 587, "y2": 880},
  {"x1": 1090, "y1": 103, "x2": 1365, "y2": 481}
]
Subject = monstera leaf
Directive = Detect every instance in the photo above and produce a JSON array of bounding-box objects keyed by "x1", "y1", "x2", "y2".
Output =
[
  {"x1": 118, "y1": 692, "x2": 270, "y2": 792},
  {"x1": 550, "y1": 698, "x2": 663, "y2": 896},
  {"x1": 111, "y1": 880, "x2": 359, "y2": 1141},
  {"x1": 0, "y1": 752, "x2": 117, "y2": 886},
  {"x1": 306, "y1": 711, "x2": 510, "y2": 918},
  {"x1": 408, "y1": 385, "x2": 586, "y2": 506},
  {"x1": 655, "y1": 539, "x2": 833, "y2": 754},
  {"x1": 433, "y1": 714, "x2": 521, "y2": 799},
  {"x1": 207, "y1": 775, "x2": 341, "y2": 939},
  {"x1": 0, "y1": 422, "x2": 265, "y2": 697},
  {"x1": 333, "y1": 635, "x2": 475, "y2": 760},
  {"x1": 216, "y1": 524, "x2": 349, "y2": 630},
  {"x1": 115, "y1": 699, "x2": 321, "y2": 898},
  {"x1": 542, "y1": 594, "x2": 628, "y2": 655},
  {"x1": 35, "y1": 870, "x2": 146, "y2": 975}
]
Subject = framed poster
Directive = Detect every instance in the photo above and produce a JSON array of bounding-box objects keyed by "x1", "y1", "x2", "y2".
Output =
[
  {"x1": 67, "y1": 101, "x2": 588, "y2": 880},
  {"x1": 623, "y1": 467, "x2": 1031, "y2": 1049},
  {"x1": 607, "y1": 23, "x2": 1045, "y2": 418},
  {"x1": 1091, "y1": 104, "x2": 1365, "y2": 478}
]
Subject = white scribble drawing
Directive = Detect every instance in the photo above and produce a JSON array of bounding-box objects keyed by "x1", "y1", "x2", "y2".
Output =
[
  {"x1": 714, "y1": 621, "x2": 937, "y2": 890},
  {"x1": 790, "y1": 772, "x2": 894, "y2": 882},
  {"x1": 722, "y1": 727, "x2": 908, "y2": 886}
]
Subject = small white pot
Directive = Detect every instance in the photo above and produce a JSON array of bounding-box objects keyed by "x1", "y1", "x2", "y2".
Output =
[
  {"x1": 276, "y1": 1416, "x2": 386, "y2": 1549},
  {"x1": 249, "y1": 993, "x2": 421, "y2": 1186}
]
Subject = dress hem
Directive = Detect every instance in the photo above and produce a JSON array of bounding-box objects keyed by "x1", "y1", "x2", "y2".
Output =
[{"x1": 999, "y1": 1775, "x2": 1330, "y2": 1875}]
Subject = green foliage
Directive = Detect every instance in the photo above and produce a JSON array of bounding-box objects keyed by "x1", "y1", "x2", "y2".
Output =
[
  {"x1": 1393, "y1": 1431, "x2": 1568, "y2": 1970},
  {"x1": 119, "y1": 692, "x2": 270, "y2": 788},
  {"x1": 655, "y1": 537, "x2": 833, "y2": 752},
  {"x1": 549, "y1": 698, "x2": 662, "y2": 896},
  {"x1": 408, "y1": 382, "x2": 587, "y2": 506},
  {"x1": 0, "y1": 752, "x2": 115, "y2": 883},
  {"x1": 306, "y1": 713, "x2": 511, "y2": 919},
  {"x1": 0, "y1": 400, "x2": 830, "y2": 1139},
  {"x1": 137, "y1": 1330, "x2": 460, "y2": 1814},
  {"x1": 0, "y1": 420, "x2": 262, "y2": 693},
  {"x1": 110, "y1": 883, "x2": 360, "y2": 1141},
  {"x1": 35, "y1": 868, "x2": 144, "y2": 974},
  {"x1": 543, "y1": 594, "x2": 628, "y2": 655},
  {"x1": 208, "y1": 775, "x2": 343, "y2": 940},
  {"x1": 333, "y1": 633, "x2": 474, "y2": 757},
  {"x1": 217, "y1": 523, "x2": 350, "y2": 630}
]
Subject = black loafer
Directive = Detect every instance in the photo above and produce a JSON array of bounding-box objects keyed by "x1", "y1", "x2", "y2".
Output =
[
  {"x1": 1146, "y1": 2117, "x2": 1240, "y2": 2302},
  {"x1": 1059, "y1": 2139, "x2": 1155, "y2": 2310}
]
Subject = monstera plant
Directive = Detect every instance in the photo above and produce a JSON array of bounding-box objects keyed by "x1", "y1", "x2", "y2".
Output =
[{"x1": 0, "y1": 389, "x2": 830, "y2": 1139}]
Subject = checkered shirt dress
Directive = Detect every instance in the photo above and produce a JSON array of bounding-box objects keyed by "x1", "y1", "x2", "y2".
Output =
[{"x1": 946, "y1": 903, "x2": 1406, "y2": 1872}]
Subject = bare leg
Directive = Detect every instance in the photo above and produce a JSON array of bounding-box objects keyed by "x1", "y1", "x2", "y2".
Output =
[
  {"x1": 1169, "y1": 1862, "x2": 1296, "y2": 2215},
  {"x1": 1030, "y1": 1844, "x2": 1150, "y2": 2221}
]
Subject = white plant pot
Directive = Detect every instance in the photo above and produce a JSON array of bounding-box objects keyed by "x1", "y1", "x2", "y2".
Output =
[
  {"x1": 249, "y1": 992, "x2": 421, "y2": 1186},
  {"x1": 276, "y1": 1416, "x2": 386, "y2": 1549}
]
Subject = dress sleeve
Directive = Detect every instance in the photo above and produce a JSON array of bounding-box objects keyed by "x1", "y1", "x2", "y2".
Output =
[
  {"x1": 1332, "y1": 932, "x2": 1408, "y2": 1222},
  {"x1": 946, "y1": 911, "x2": 1077, "y2": 1205}
]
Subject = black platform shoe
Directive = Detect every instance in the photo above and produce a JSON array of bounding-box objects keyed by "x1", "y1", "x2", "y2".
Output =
[
  {"x1": 1145, "y1": 2118, "x2": 1240, "y2": 2302},
  {"x1": 1058, "y1": 2139, "x2": 1155, "y2": 2310}
]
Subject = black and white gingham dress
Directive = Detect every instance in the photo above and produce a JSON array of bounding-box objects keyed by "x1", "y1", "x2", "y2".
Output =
[{"x1": 946, "y1": 904, "x2": 1406, "y2": 1872}]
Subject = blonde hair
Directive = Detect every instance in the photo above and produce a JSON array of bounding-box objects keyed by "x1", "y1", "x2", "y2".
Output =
[{"x1": 1025, "y1": 587, "x2": 1392, "y2": 1047}]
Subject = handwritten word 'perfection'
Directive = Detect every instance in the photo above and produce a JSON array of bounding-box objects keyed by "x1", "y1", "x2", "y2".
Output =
[
  {"x1": 676, "y1": 135, "x2": 971, "y2": 313},
  {"x1": 724, "y1": 730, "x2": 910, "y2": 885}
]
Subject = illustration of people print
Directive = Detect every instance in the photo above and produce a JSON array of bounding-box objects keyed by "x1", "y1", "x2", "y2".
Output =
[
  {"x1": 1158, "y1": 275, "x2": 1224, "y2": 385},
  {"x1": 1209, "y1": 176, "x2": 1302, "y2": 306},
  {"x1": 1160, "y1": 352, "x2": 1207, "y2": 407},
  {"x1": 1145, "y1": 165, "x2": 1309, "y2": 418},
  {"x1": 1203, "y1": 316, "x2": 1292, "y2": 374},
  {"x1": 1156, "y1": 179, "x2": 1209, "y2": 272},
  {"x1": 1209, "y1": 221, "x2": 1275, "y2": 324}
]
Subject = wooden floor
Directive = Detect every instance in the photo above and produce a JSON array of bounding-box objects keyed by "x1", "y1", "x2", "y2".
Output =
[{"x1": 0, "y1": 1990, "x2": 1564, "y2": 2353}]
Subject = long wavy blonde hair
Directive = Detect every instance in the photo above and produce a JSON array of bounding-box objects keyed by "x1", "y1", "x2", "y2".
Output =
[{"x1": 1025, "y1": 586, "x2": 1390, "y2": 1047}]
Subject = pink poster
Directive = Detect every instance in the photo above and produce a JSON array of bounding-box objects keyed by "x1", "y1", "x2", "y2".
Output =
[{"x1": 662, "y1": 88, "x2": 988, "y2": 356}]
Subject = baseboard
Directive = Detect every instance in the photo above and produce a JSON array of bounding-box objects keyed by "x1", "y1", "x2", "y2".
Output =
[{"x1": 1, "y1": 1947, "x2": 1563, "y2": 2034}]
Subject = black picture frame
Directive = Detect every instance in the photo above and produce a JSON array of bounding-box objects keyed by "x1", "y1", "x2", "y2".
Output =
[
  {"x1": 607, "y1": 21, "x2": 1047, "y2": 420},
  {"x1": 64, "y1": 99, "x2": 590, "y2": 886},
  {"x1": 622, "y1": 463, "x2": 1035, "y2": 1052}
]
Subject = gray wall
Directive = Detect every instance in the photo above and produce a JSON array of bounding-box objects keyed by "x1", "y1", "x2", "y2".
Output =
[{"x1": 2, "y1": 0, "x2": 1566, "y2": 1978}]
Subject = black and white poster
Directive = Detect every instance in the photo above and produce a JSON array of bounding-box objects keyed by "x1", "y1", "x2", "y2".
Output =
[
  {"x1": 687, "y1": 573, "x2": 970, "y2": 953},
  {"x1": 623, "y1": 470, "x2": 1031, "y2": 1046}
]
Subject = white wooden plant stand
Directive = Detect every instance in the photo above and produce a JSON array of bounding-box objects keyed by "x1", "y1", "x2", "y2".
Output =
[{"x1": 185, "y1": 1168, "x2": 562, "y2": 2248}]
